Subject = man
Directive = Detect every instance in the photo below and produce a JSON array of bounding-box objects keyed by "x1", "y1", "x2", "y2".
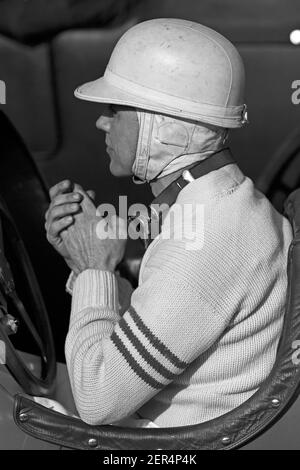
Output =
[{"x1": 45, "y1": 19, "x2": 293, "y2": 427}]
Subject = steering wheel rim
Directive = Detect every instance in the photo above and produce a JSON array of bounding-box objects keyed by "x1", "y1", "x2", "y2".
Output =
[
  {"x1": 0, "y1": 196, "x2": 56, "y2": 396},
  {"x1": 257, "y1": 126, "x2": 300, "y2": 212}
]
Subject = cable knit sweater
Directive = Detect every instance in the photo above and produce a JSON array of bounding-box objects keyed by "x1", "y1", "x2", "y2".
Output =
[{"x1": 65, "y1": 163, "x2": 293, "y2": 427}]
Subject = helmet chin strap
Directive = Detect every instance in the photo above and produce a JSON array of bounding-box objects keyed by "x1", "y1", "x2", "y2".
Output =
[
  {"x1": 132, "y1": 110, "x2": 229, "y2": 184},
  {"x1": 132, "y1": 111, "x2": 155, "y2": 184}
]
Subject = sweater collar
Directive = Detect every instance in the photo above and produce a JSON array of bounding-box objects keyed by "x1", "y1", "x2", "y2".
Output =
[{"x1": 135, "y1": 148, "x2": 235, "y2": 250}]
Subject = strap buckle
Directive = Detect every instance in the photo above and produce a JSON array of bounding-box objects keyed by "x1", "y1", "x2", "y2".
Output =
[{"x1": 241, "y1": 104, "x2": 249, "y2": 125}]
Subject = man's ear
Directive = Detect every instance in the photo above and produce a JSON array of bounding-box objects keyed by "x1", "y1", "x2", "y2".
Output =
[{"x1": 157, "y1": 122, "x2": 189, "y2": 149}]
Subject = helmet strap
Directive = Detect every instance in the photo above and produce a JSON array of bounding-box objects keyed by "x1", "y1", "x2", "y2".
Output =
[{"x1": 132, "y1": 111, "x2": 155, "y2": 183}]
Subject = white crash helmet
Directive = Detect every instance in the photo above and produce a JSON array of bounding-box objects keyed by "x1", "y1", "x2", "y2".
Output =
[
  {"x1": 75, "y1": 19, "x2": 247, "y2": 182},
  {"x1": 75, "y1": 18, "x2": 247, "y2": 128}
]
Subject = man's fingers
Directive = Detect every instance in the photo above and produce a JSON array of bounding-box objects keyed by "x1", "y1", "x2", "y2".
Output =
[
  {"x1": 73, "y1": 183, "x2": 86, "y2": 195},
  {"x1": 49, "y1": 180, "x2": 73, "y2": 200},
  {"x1": 49, "y1": 181, "x2": 88, "y2": 201},
  {"x1": 86, "y1": 190, "x2": 96, "y2": 201},
  {"x1": 46, "y1": 182, "x2": 96, "y2": 226},
  {"x1": 45, "y1": 193, "x2": 83, "y2": 221},
  {"x1": 47, "y1": 216, "x2": 74, "y2": 241},
  {"x1": 51, "y1": 203, "x2": 81, "y2": 220},
  {"x1": 53, "y1": 192, "x2": 83, "y2": 207},
  {"x1": 46, "y1": 203, "x2": 81, "y2": 229}
]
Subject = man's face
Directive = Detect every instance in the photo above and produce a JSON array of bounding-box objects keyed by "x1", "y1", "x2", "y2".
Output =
[{"x1": 96, "y1": 105, "x2": 139, "y2": 177}]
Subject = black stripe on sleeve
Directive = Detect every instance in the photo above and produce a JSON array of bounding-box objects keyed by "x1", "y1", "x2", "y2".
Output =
[
  {"x1": 128, "y1": 306, "x2": 189, "y2": 370},
  {"x1": 111, "y1": 331, "x2": 164, "y2": 390},
  {"x1": 118, "y1": 318, "x2": 179, "y2": 380}
]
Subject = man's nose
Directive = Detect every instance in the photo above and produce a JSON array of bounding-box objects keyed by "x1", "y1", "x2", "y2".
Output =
[{"x1": 96, "y1": 114, "x2": 112, "y2": 132}]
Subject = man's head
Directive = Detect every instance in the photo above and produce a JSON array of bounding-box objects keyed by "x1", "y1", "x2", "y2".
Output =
[
  {"x1": 76, "y1": 19, "x2": 248, "y2": 182},
  {"x1": 95, "y1": 104, "x2": 228, "y2": 181}
]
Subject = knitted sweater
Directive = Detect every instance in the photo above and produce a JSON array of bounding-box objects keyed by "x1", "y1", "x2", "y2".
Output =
[{"x1": 65, "y1": 163, "x2": 293, "y2": 427}]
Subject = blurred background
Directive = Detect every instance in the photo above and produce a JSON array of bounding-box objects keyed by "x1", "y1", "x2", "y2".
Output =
[{"x1": 0, "y1": 0, "x2": 300, "y2": 360}]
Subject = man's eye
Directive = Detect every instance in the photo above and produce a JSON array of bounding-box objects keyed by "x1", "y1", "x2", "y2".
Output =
[{"x1": 109, "y1": 104, "x2": 117, "y2": 115}]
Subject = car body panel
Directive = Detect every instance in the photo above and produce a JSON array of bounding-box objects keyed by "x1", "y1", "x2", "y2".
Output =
[{"x1": 0, "y1": 351, "x2": 76, "y2": 450}]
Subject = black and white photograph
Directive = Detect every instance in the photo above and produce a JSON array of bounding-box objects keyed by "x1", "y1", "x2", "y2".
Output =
[{"x1": 0, "y1": 0, "x2": 299, "y2": 454}]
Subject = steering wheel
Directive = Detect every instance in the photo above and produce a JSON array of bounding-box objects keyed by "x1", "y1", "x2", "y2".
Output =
[{"x1": 0, "y1": 195, "x2": 56, "y2": 396}]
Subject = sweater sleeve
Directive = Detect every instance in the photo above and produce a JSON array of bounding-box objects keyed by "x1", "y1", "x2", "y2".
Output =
[
  {"x1": 65, "y1": 270, "x2": 133, "y2": 315},
  {"x1": 65, "y1": 261, "x2": 228, "y2": 425}
]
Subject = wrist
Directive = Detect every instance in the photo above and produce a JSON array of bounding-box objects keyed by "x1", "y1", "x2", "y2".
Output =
[
  {"x1": 76, "y1": 261, "x2": 118, "y2": 274},
  {"x1": 72, "y1": 269, "x2": 119, "y2": 314}
]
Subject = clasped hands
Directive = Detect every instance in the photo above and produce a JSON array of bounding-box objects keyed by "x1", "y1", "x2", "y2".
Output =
[{"x1": 45, "y1": 180, "x2": 127, "y2": 275}]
